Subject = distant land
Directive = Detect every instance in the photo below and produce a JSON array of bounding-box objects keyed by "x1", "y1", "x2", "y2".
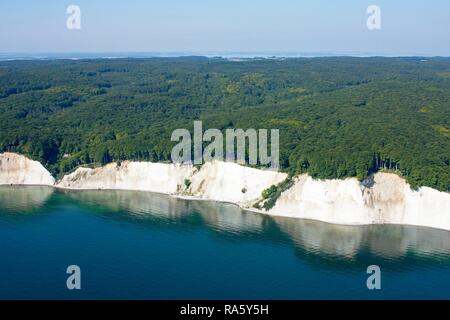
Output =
[{"x1": 1, "y1": 52, "x2": 450, "y2": 61}]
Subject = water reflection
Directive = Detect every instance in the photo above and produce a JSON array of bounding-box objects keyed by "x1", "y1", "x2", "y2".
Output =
[
  {"x1": 0, "y1": 186, "x2": 54, "y2": 212},
  {"x1": 273, "y1": 216, "x2": 450, "y2": 268},
  {"x1": 62, "y1": 188, "x2": 450, "y2": 262},
  {"x1": 193, "y1": 201, "x2": 265, "y2": 233},
  {"x1": 61, "y1": 189, "x2": 266, "y2": 234},
  {"x1": 2, "y1": 187, "x2": 450, "y2": 265},
  {"x1": 60, "y1": 189, "x2": 190, "y2": 219}
]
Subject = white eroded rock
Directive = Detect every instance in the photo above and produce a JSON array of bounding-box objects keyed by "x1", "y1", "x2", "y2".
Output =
[
  {"x1": 268, "y1": 172, "x2": 450, "y2": 230},
  {"x1": 1, "y1": 152, "x2": 449, "y2": 231},
  {"x1": 0, "y1": 153, "x2": 55, "y2": 186},
  {"x1": 186, "y1": 161, "x2": 288, "y2": 205}
]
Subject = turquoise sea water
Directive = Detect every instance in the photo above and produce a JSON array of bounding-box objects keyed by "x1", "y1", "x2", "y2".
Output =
[{"x1": 0, "y1": 186, "x2": 449, "y2": 300}]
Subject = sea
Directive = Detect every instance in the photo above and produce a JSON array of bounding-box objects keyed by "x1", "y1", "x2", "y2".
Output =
[{"x1": 1, "y1": 186, "x2": 449, "y2": 299}]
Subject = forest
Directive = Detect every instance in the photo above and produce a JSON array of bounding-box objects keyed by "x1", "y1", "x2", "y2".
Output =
[{"x1": 0, "y1": 56, "x2": 449, "y2": 191}]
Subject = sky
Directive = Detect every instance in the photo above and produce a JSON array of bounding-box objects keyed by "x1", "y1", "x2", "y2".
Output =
[{"x1": 0, "y1": 0, "x2": 449, "y2": 56}]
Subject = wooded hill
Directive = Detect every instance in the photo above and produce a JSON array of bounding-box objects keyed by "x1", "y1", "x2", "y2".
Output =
[{"x1": 0, "y1": 57, "x2": 449, "y2": 191}]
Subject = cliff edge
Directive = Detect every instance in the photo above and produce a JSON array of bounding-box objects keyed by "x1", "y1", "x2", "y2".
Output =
[
  {"x1": 1, "y1": 152, "x2": 449, "y2": 231},
  {"x1": 0, "y1": 153, "x2": 55, "y2": 186}
]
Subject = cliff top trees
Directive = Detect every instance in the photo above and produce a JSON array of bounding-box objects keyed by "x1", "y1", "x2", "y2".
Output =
[{"x1": 0, "y1": 57, "x2": 448, "y2": 191}]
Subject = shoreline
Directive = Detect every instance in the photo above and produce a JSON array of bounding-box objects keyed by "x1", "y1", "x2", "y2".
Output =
[
  {"x1": 1, "y1": 152, "x2": 449, "y2": 231},
  {"x1": 2, "y1": 182, "x2": 450, "y2": 232}
]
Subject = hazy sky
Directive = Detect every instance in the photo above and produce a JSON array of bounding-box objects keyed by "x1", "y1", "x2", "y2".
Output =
[{"x1": 1, "y1": 0, "x2": 449, "y2": 55}]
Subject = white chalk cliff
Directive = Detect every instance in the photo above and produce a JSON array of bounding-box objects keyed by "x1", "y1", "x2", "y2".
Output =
[
  {"x1": 0, "y1": 152, "x2": 449, "y2": 231},
  {"x1": 57, "y1": 159, "x2": 287, "y2": 206},
  {"x1": 185, "y1": 161, "x2": 288, "y2": 205},
  {"x1": 57, "y1": 161, "x2": 195, "y2": 194},
  {"x1": 268, "y1": 173, "x2": 450, "y2": 231},
  {"x1": 0, "y1": 153, "x2": 55, "y2": 186}
]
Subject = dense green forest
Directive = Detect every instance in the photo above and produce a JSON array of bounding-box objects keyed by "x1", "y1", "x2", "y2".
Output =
[{"x1": 0, "y1": 57, "x2": 449, "y2": 191}]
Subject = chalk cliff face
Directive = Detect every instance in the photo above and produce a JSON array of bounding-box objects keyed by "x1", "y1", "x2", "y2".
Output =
[
  {"x1": 185, "y1": 161, "x2": 288, "y2": 205},
  {"x1": 57, "y1": 161, "x2": 195, "y2": 195},
  {"x1": 57, "y1": 160, "x2": 287, "y2": 206},
  {"x1": 0, "y1": 153, "x2": 55, "y2": 186},
  {"x1": 268, "y1": 173, "x2": 450, "y2": 230},
  {"x1": 1, "y1": 152, "x2": 449, "y2": 231}
]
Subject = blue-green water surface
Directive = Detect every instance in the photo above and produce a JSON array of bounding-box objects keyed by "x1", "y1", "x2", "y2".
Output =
[{"x1": 1, "y1": 186, "x2": 449, "y2": 299}]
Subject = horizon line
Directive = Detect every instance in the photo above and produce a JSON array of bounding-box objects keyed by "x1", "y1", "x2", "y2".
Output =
[{"x1": 1, "y1": 52, "x2": 450, "y2": 61}]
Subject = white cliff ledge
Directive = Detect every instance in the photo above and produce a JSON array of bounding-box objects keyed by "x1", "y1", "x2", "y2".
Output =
[
  {"x1": 0, "y1": 152, "x2": 449, "y2": 231},
  {"x1": 0, "y1": 153, "x2": 55, "y2": 186},
  {"x1": 57, "y1": 160, "x2": 288, "y2": 206},
  {"x1": 268, "y1": 173, "x2": 450, "y2": 231},
  {"x1": 57, "y1": 161, "x2": 195, "y2": 195}
]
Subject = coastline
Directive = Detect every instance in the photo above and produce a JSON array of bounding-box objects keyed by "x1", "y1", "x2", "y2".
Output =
[{"x1": 1, "y1": 152, "x2": 449, "y2": 231}]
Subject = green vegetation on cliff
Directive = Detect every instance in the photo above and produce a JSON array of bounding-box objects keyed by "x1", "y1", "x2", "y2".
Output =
[{"x1": 0, "y1": 57, "x2": 449, "y2": 191}]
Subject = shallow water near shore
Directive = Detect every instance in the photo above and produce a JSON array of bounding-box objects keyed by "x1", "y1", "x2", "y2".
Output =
[{"x1": 1, "y1": 186, "x2": 450, "y2": 299}]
